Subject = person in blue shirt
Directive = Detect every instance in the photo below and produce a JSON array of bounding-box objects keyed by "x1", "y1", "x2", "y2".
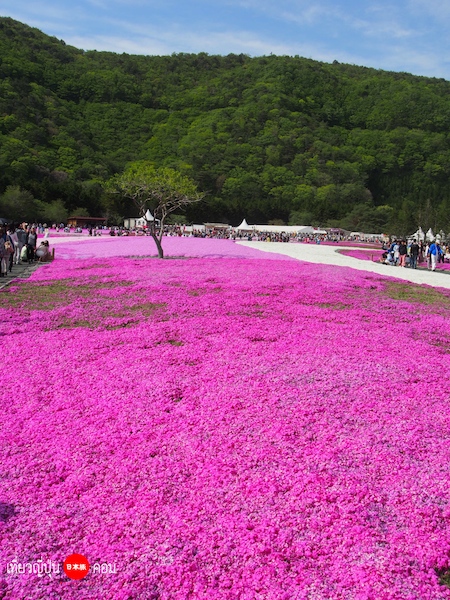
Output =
[{"x1": 427, "y1": 241, "x2": 443, "y2": 271}]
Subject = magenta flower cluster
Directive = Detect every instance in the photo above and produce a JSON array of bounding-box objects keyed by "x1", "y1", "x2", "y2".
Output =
[
  {"x1": 1, "y1": 237, "x2": 450, "y2": 599},
  {"x1": 338, "y1": 248, "x2": 383, "y2": 262},
  {"x1": 51, "y1": 235, "x2": 294, "y2": 261}
]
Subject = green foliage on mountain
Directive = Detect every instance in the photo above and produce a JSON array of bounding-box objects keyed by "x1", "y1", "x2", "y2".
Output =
[{"x1": 2, "y1": 16, "x2": 450, "y2": 234}]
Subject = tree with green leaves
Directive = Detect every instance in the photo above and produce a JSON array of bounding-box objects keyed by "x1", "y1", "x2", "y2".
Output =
[
  {"x1": 108, "y1": 163, "x2": 204, "y2": 258},
  {"x1": 7, "y1": 17, "x2": 450, "y2": 234},
  {"x1": 0, "y1": 186, "x2": 37, "y2": 222}
]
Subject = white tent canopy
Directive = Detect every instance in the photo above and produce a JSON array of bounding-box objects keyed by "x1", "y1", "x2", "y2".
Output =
[
  {"x1": 183, "y1": 224, "x2": 206, "y2": 232},
  {"x1": 349, "y1": 231, "x2": 386, "y2": 240},
  {"x1": 123, "y1": 217, "x2": 146, "y2": 229},
  {"x1": 298, "y1": 226, "x2": 327, "y2": 235},
  {"x1": 236, "y1": 218, "x2": 253, "y2": 231},
  {"x1": 233, "y1": 220, "x2": 329, "y2": 234},
  {"x1": 250, "y1": 225, "x2": 314, "y2": 234},
  {"x1": 412, "y1": 227, "x2": 425, "y2": 241}
]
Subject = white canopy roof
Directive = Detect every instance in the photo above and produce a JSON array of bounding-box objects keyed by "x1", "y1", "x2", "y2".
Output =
[
  {"x1": 297, "y1": 226, "x2": 327, "y2": 235},
  {"x1": 412, "y1": 227, "x2": 425, "y2": 241},
  {"x1": 251, "y1": 224, "x2": 314, "y2": 233},
  {"x1": 233, "y1": 222, "x2": 328, "y2": 234},
  {"x1": 350, "y1": 231, "x2": 386, "y2": 239},
  {"x1": 236, "y1": 218, "x2": 253, "y2": 230}
]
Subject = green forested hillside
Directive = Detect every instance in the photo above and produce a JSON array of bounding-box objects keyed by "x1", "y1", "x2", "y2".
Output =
[{"x1": 2, "y1": 16, "x2": 450, "y2": 233}]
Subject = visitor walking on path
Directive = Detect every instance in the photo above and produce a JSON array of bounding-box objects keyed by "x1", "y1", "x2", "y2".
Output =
[
  {"x1": 0, "y1": 226, "x2": 14, "y2": 277},
  {"x1": 426, "y1": 240, "x2": 443, "y2": 271},
  {"x1": 391, "y1": 240, "x2": 400, "y2": 265},
  {"x1": 15, "y1": 224, "x2": 27, "y2": 264},
  {"x1": 6, "y1": 225, "x2": 17, "y2": 272},
  {"x1": 418, "y1": 241, "x2": 425, "y2": 264},
  {"x1": 26, "y1": 226, "x2": 37, "y2": 262},
  {"x1": 409, "y1": 240, "x2": 419, "y2": 269},
  {"x1": 398, "y1": 240, "x2": 408, "y2": 267}
]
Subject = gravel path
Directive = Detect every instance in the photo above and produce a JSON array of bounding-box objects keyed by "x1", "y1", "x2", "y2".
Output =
[{"x1": 237, "y1": 241, "x2": 450, "y2": 289}]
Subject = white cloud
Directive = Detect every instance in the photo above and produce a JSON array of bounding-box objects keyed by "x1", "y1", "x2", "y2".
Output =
[
  {"x1": 227, "y1": 0, "x2": 330, "y2": 24},
  {"x1": 67, "y1": 26, "x2": 296, "y2": 56},
  {"x1": 345, "y1": 13, "x2": 416, "y2": 40},
  {"x1": 0, "y1": 2, "x2": 91, "y2": 37},
  {"x1": 85, "y1": 0, "x2": 110, "y2": 9},
  {"x1": 1, "y1": 1, "x2": 83, "y2": 22},
  {"x1": 61, "y1": 24, "x2": 380, "y2": 72},
  {"x1": 2, "y1": 0, "x2": 450, "y2": 79},
  {"x1": 375, "y1": 43, "x2": 450, "y2": 77},
  {"x1": 281, "y1": 2, "x2": 417, "y2": 40},
  {"x1": 65, "y1": 34, "x2": 172, "y2": 55},
  {"x1": 279, "y1": 5, "x2": 334, "y2": 26},
  {"x1": 408, "y1": 0, "x2": 450, "y2": 21}
]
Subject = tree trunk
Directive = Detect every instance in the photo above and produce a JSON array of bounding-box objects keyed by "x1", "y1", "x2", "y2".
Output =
[
  {"x1": 156, "y1": 216, "x2": 166, "y2": 259},
  {"x1": 151, "y1": 232, "x2": 164, "y2": 258}
]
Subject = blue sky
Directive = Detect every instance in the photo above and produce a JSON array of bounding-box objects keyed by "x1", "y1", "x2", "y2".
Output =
[{"x1": 1, "y1": 0, "x2": 450, "y2": 79}]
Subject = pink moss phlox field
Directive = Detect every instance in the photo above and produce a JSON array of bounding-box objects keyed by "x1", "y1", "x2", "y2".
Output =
[
  {"x1": 338, "y1": 249, "x2": 382, "y2": 262},
  {"x1": 1, "y1": 248, "x2": 450, "y2": 599},
  {"x1": 50, "y1": 235, "x2": 295, "y2": 261}
]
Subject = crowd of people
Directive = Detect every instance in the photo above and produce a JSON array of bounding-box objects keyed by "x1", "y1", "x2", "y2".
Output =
[
  {"x1": 379, "y1": 239, "x2": 449, "y2": 271},
  {"x1": 151, "y1": 225, "x2": 385, "y2": 244},
  {"x1": 2, "y1": 221, "x2": 449, "y2": 278},
  {"x1": 0, "y1": 223, "x2": 52, "y2": 278}
]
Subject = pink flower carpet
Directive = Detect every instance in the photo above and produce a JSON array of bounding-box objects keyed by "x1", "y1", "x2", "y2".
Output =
[
  {"x1": 49, "y1": 235, "x2": 294, "y2": 261},
  {"x1": 1, "y1": 236, "x2": 450, "y2": 599}
]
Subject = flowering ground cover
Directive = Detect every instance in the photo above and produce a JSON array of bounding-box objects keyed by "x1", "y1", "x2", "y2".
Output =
[
  {"x1": 47, "y1": 235, "x2": 294, "y2": 261},
  {"x1": 44, "y1": 232, "x2": 383, "y2": 261},
  {"x1": 310, "y1": 241, "x2": 382, "y2": 249},
  {"x1": 1, "y1": 242, "x2": 450, "y2": 599},
  {"x1": 338, "y1": 248, "x2": 383, "y2": 262}
]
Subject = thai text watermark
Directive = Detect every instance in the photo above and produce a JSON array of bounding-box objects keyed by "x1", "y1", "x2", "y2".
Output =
[
  {"x1": 5, "y1": 557, "x2": 117, "y2": 579},
  {"x1": 6, "y1": 559, "x2": 60, "y2": 579}
]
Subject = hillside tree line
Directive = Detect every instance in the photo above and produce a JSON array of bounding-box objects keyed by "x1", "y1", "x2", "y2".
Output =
[{"x1": 2, "y1": 17, "x2": 450, "y2": 235}]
